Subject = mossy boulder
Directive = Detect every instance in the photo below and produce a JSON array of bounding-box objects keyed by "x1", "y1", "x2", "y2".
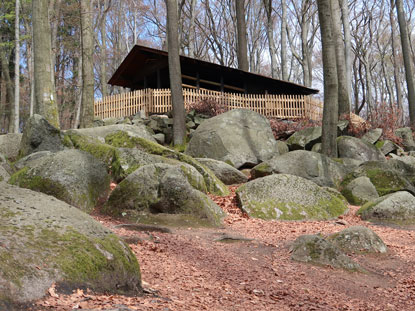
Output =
[
  {"x1": 70, "y1": 124, "x2": 156, "y2": 143},
  {"x1": 14, "y1": 151, "x2": 53, "y2": 171},
  {"x1": 394, "y1": 127, "x2": 415, "y2": 151},
  {"x1": 286, "y1": 126, "x2": 321, "y2": 150},
  {"x1": 276, "y1": 140, "x2": 289, "y2": 155},
  {"x1": 251, "y1": 150, "x2": 346, "y2": 188},
  {"x1": 337, "y1": 136, "x2": 386, "y2": 162},
  {"x1": 376, "y1": 140, "x2": 398, "y2": 156},
  {"x1": 19, "y1": 114, "x2": 65, "y2": 158},
  {"x1": 358, "y1": 191, "x2": 415, "y2": 225},
  {"x1": 0, "y1": 133, "x2": 22, "y2": 161},
  {"x1": 290, "y1": 234, "x2": 361, "y2": 271},
  {"x1": 340, "y1": 161, "x2": 415, "y2": 197},
  {"x1": 9, "y1": 149, "x2": 110, "y2": 213},
  {"x1": 186, "y1": 109, "x2": 279, "y2": 169},
  {"x1": 361, "y1": 128, "x2": 382, "y2": 145},
  {"x1": 340, "y1": 176, "x2": 379, "y2": 205},
  {"x1": 236, "y1": 174, "x2": 348, "y2": 220},
  {"x1": 328, "y1": 226, "x2": 387, "y2": 254},
  {"x1": 105, "y1": 163, "x2": 224, "y2": 227},
  {"x1": 196, "y1": 158, "x2": 248, "y2": 185},
  {"x1": 0, "y1": 182, "x2": 141, "y2": 305},
  {"x1": 105, "y1": 131, "x2": 229, "y2": 195},
  {"x1": 388, "y1": 156, "x2": 415, "y2": 185}
]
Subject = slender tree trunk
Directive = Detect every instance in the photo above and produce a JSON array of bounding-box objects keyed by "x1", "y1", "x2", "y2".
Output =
[
  {"x1": 300, "y1": 1, "x2": 311, "y2": 87},
  {"x1": 390, "y1": 0, "x2": 403, "y2": 120},
  {"x1": 0, "y1": 47, "x2": 14, "y2": 132},
  {"x1": 80, "y1": 0, "x2": 94, "y2": 128},
  {"x1": 317, "y1": 0, "x2": 338, "y2": 157},
  {"x1": 332, "y1": 0, "x2": 350, "y2": 116},
  {"x1": 32, "y1": 0, "x2": 59, "y2": 128},
  {"x1": 281, "y1": 0, "x2": 288, "y2": 80},
  {"x1": 188, "y1": 0, "x2": 197, "y2": 57},
  {"x1": 100, "y1": 0, "x2": 108, "y2": 98},
  {"x1": 339, "y1": 0, "x2": 352, "y2": 107},
  {"x1": 235, "y1": 0, "x2": 249, "y2": 71},
  {"x1": 166, "y1": 0, "x2": 186, "y2": 146},
  {"x1": 74, "y1": 53, "x2": 82, "y2": 129},
  {"x1": 29, "y1": 26, "x2": 35, "y2": 117},
  {"x1": 263, "y1": 0, "x2": 278, "y2": 78},
  {"x1": 396, "y1": 0, "x2": 415, "y2": 126},
  {"x1": 14, "y1": 0, "x2": 20, "y2": 133}
]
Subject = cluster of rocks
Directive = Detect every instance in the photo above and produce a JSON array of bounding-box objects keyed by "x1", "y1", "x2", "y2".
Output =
[
  {"x1": 3, "y1": 106, "x2": 415, "y2": 304},
  {"x1": 96, "y1": 110, "x2": 210, "y2": 145}
]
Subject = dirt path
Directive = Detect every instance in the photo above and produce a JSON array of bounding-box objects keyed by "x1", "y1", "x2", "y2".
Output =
[{"x1": 34, "y1": 188, "x2": 415, "y2": 311}]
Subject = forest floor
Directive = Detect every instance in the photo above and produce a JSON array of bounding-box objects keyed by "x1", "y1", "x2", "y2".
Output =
[{"x1": 33, "y1": 186, "x2": 415, "y2": 311}]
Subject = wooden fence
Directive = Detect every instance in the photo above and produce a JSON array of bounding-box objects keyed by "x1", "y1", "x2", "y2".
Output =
[{"x1": 94, "y1": 88, "x2": 323, "y2": 121}]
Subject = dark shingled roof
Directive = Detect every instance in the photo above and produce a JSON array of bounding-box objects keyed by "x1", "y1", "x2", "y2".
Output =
[{"x1": 109, "y1": 45, "x2": 319, "y2": 96}]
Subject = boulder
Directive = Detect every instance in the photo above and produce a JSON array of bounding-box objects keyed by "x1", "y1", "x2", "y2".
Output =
[
  {"x1": 358, "y1": 191, "x2": 415, "y2": 225},
  {"x1": 196, "y1": 158, "x2": 248, "y2": 185},
  {"x1": 70, "y1": 124, "x2": 156, "y2": 144},
  {"x1": 340, "y1": 161, "x2": 415, "y2": 197},
  {"x1": 9, "y1": 149, "x2": 110, "y2": 213},
  {"x1": 153, "y1": 133, "x2": 165, "y2": 145},
  {"x1": 186, "y1": 109, "x2": 279, "y2": 169},
  {"x1": 333, "y1": 158, "x2": 363, "y2": 173},
  {"x1": 0, "y1": 133, "x2": 22, "y2": 160},
  {"x1": 0, "y1": 182, "x2": 141, "y2": 306},
  {"x1": 276, "y1": 140, "x2": 289, "y2": 155},
  {"x1": 251, "y1": 150, "x2": 346, "y2": 188},
  {"x1": 328, "y1": 226, "x2": 387, "y2": 254},
  {"x1": 395, "y1": 127, "x2": 415, "y2": 151},
  {"x1": 340, "y1": 176, "x2": 379, "y2": 205},
  {"x1": 290, "y1": 234, "x2": 360, "y2": 271},
  {"x1": 0, "y1": 166, "x2": 9, "y2": 183},
  {"x1": 361, "y1": 128, "x2": 382, "y2": 145},
  {"x1": 388, "y1": 156, "x2": 415, "y2": 185},
  {"x1": 19, "y1": 114, "x2": 64, "y2": 158},
  {"x1": 236, "y1": 174, "x2": 348, "y2": 220},
  {"x1": 311, "y1": 143, "x2": 322, "y2": 153},
  {"x1": 337, "y1": 136, "x2": 385, "y2": 162},
  {"x1": 286, "y1": 126, "x2": 321, "y2": 150},
  {"x1": 375, "y1": 140, "x2": 399, "y2": 156},
  {"x1": 105, "y1": 131, "x2": 229, "y2": 195},
  {"x1": 105, "y1": 163, "x2": 225, "y2": 227}
]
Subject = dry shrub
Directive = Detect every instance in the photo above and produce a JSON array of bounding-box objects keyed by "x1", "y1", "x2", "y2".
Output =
[
  {"x1": 268, "y1": 118, "x2": 320, "y2": 140},
  {"x1": 187, "y1": 97, "x2": 227, "y2": 117}
]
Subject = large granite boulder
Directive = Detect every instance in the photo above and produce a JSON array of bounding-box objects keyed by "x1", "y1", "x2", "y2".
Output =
[
  {"x1": 236, "y1": 174, "x2": 348, "y2": 220},
  {"x1": 185, "y1": 109, "x2": 279, "y2": 169},
  {"x1": 358, "y1": 191, "x2": 415, "y2": 225},
  {"x1": 70, "y1": 124, "x2": 156, "y2": 144},
  {"x1": 0, "y1": 133, "x2": 22, "y2": 160},
  {"x1": 340, "y1": 161, "x2": 415, "y2": 197},
  {"x1": 340, "y1": 176, "x2": 379, "y2": 205},
  {"x1": 388, "y1": 156, "x2": 415, "y2": 185},
  {"x1": 9, "y1": 149, "x2": 110, "y2": 213},
  {"x1": 105, "y1": 163, "x2": 225, "y2": 227},
  {"x1": 0, "y1": 182, "x2": 141, "y2": 306},
  {"x1": 395, "y1": 127, "x2": 415, "y2": 151},
  {"x1": 19, "y1": 114, "x2": 64, "y2": 158},
  {"x1": 290, "y1": 234, "x2": 360, "y2": 271},
  {"x1": 328, "y1": 226, "x2": 387, "y2": 254},
  {"x1": 105, "y1": 131, "x2": 229, "y2": 195},
  {"x1": 337, "y1": 136, "x2": 385, "y2": 162},
  {"x1": 286, "y1": 126, "x2": 321, "y2": 150},
  {"x1": 251, "y1": 150, "x2": 346, "y2": 188},
  {"x1": 196, "y1": 158, "x2": 248, "y2": 185}
]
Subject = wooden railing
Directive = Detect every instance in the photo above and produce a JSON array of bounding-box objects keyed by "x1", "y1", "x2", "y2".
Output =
[{"x1": 94, "y1": 88, "x2": 323, "y2": 121}]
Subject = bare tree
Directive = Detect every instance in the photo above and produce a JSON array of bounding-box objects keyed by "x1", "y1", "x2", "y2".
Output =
[
  {"x1": 395, "y1": 0, "x2": 415, "y2": 126},
  {"x1": 80, "y1": 0, "x2": 94, "y2": 128},
  {"x1": 317, "y1": 0, "x2": 338, "y2": 157},
  {"x1": 32, "y1": 0, "x2": 59, "y2": 128},
  {"x1": 14, "y1": 0, "x2": 20, "y2": 133},
  {"x1": 235, "y1": 0, "x2": 249, "y2": 71},
  {"x1": 166, "y1": 0, "x2": 186, "y2": 146}
]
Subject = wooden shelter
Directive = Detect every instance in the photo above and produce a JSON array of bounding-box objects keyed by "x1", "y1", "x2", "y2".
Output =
[{"x1": 108, "y1": 45, "x2": 319, "y2": 96}]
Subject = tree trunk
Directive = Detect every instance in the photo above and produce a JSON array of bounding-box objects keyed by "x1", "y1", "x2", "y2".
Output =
[
  {"x1": 166, "y1": 0, "x2": 186, "y2": 146},
  {"x1": 14, "y1": 0, "x2": 20, "y2": 133},
  {"x1": 317, "y1": 0, "x2": 338, "y2": 158},
  {"x1": 235, "y1": 0, "x2": 249, "y2": 71},
  {"x1": 100, "y1": 0, "x2": 108, "y2": 98},
  {"x1": 339, "y1": 0, "x2": 352, "y2": 109},
  {"x1": 188, "y1": 0, "x2": 197, "y2": 58},
  {"x1": 390, "y1": 0, "x2": 403, "y2": 120},
  {"x1": 281, "y1": 0, "x2": 288, "y2": 80},
  {"x1": 0, "y1": 47, "x2": 14, "y2": 133},
  {"x1": 263, "y1": 0, "x2": 278, "y2": 78},
  {"x1": 32, "y1": 0, "x2": 59, "y2": 128},
  {"x1": 331, "y1": 0, "x2": 350, "y2": 116},
  {"x1": 80, "y1": 0, "x2": 94, "y2": 128},
  {"x1": 396, "y1": 0, "x2": 415, "y2": 126}
]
